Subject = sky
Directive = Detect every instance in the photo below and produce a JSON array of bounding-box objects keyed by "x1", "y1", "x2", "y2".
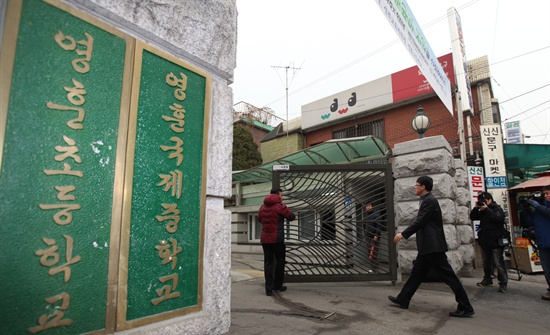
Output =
[{"x1": 231, "y1": 0, "x2": 550, "y2": 144}]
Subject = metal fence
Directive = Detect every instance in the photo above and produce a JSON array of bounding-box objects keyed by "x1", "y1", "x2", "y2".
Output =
[{"x1": 272, "y1": 164, "x2": 397, "y2": 283}]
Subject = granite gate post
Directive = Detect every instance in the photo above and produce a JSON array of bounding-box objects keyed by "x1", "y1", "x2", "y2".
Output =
[{"x1": 392, "y1": 136, "x2": 475, "y2": 278}]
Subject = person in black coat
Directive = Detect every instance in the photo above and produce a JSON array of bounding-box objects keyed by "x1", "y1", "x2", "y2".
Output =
[
  {"x1": 470, "y1": 191, "x2": 508, "y2": 292},
  {"x1": 388, "y1": 176, "x2": 475, "y2": 317}
]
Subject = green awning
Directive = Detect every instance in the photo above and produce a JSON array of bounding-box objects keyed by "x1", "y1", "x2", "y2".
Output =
[
  {"x1": 232, "y1": 136, "x2": 392, "y2": 184},
  {"x1": 504, "y1": 143, "x2": 550, "y2": 170},
  {"x1": 505, "y1": 143, "x2": 550, "y2": 186}
]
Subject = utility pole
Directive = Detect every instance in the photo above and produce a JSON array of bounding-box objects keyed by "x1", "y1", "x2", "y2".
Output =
[{"x1": 272, "y1": 64, "x2": 301, "y2": 154}]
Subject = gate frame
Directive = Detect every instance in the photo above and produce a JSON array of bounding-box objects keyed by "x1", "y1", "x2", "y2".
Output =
[{"x1": 272, "y1": 163, "x2": 397, "y2": 283}]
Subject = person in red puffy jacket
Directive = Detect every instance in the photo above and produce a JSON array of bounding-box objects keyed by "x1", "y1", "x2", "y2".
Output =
[{"x1": 258, "y1": 188, "x2": 296, "y2": 296}]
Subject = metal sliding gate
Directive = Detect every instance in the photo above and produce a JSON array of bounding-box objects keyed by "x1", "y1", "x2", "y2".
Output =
[{"x1": 272, "y1": 164, "x2": 397, "y2": 283}]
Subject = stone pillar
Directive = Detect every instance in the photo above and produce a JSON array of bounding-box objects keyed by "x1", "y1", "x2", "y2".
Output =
[{"x1": 392, "y1": 136, "x2": 474, "y2": 277}]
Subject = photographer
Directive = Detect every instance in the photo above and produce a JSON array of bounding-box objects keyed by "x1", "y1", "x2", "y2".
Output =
[
  {"x1": 470, "y1": 192, "x2": 508, "y2": 293},
  {"x1": 523, "y1": 185, "x2": 550, "y2": 301}
]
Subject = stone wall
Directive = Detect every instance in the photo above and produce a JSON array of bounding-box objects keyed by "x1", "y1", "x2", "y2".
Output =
[
  {"x1": 261, "y1": 132, "x2": 306, "y2": 163},
  {"x1": 392, "y1": 136, "x2": 474, "y2": 276}
]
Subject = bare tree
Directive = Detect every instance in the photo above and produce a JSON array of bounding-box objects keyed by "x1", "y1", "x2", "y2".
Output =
[{"x1": 233, "y1": 101, "x2": 283, "y2": 127}]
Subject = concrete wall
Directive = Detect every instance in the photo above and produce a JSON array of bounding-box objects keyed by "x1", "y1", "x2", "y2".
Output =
[{"x1": 392, "y1": 136, "x2": 475, "y2": 277}]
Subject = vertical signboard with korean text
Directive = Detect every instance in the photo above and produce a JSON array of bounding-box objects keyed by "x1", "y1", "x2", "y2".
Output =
[
  {"x1": 0, "y1": 0, "x2": 132, "y2": 334},
  {"x1": 480, "y1": 125, "x2": 507, "y2": 189},
  {"x1": 117, "y1": 42, "x2": 209, "y2": 329},
  {"x1": 467, "y1": 166, "x2": 485, "y2": 239},
  {"x1": 505, "y1": 121, "x2": 522, "y2": 144},
  {"x1": 480, "y1": 125, "x2": 511, "y2": 232}
]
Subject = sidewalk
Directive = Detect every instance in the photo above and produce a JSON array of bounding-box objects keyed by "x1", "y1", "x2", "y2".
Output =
[{"x1": 228, "y1": 253, "x2": 550, "y2": 335}]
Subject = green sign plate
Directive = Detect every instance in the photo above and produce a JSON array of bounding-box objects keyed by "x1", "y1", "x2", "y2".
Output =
[
  {"x1": 0, "y1": 0, "x2": 129, "y2": 334},
  {"x1": 118, "y1": 42, "x2": 209, "y2": 328}
]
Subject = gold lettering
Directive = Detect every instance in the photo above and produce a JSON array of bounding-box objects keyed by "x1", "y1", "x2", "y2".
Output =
[
  {"x1": 38, "y1": 204, "x2": 81, "y2": 226},
  {"x1": 156, "y1": 203, "x2": 181, "y2": 233},
  {"x1": 162, "y1": 103, "x2": 185, "y2": 133},
  {"x1": 155, "y1": 238, "x2": 182, "y2": 270},
  {"x1": 72, "y1": 32, "x2": 93, "y2": 74},
  {"x1": 44, "y1": 163, "x2": 83, "y2": 178},
  {"x1": 46, "y1": 102, "x2": 85, "y2": 130},
  {"x1": 151, "y1": 273, "x2": 180, "y2": 306},
  {"x1": 54, "y1": 30, "x2": 76, "y2": 51},
  {"x1": 27, "y1": 292, "x2": 72, "y2": 333},
  {"x1": 157, "y1": 170, "x2": 183, "y2": 199},
  {"x1": 35, "y1": 235, "x2": 81, "y2": 282},
  {"x1": 165, "y1": 72, "x2": 188, "y2": 101},
  {"x1": 64, "y1": 79, "x2": 86, "y2": 106},
  {"x1": 160, "y1": 136, "x2": 183, "y2": 166},
  {"x1": 54, "y1": 31, "x2": 94, "y2": 74},
  {"x1": 54, "y1": 136, "x2": 81, "y2": 163},
  {"x1": 55, "y1": 186, "x2": 76, "y2": 201}
]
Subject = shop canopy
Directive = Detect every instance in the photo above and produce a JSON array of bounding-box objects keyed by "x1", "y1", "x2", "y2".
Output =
[
  {"x1": 509, "y1": 171, "x2": 550, "y2": 192},
  {"x1": 505, "y1": 143, "x2": 550, "y2": 187},
  {"x1": 232, "y1": 136, "x2": 392, "y2": 185},
  {"x1": 505, "y1": 143, "x2": 550, "y2": 171}
]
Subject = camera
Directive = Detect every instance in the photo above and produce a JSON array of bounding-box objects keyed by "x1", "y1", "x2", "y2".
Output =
[
  {"x1": 518, "y1": 191, "x2": 544, "y2": 210},
  {"x1": 529, "y1": 191, "x2": 544, "y2": 205},
  {"x1": 476, "y1": 192, "x2": 486, "y2": 207}
]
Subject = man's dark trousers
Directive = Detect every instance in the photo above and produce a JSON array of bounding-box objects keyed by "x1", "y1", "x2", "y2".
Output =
[
  {"x1": 396, "y1": 252, "x2": 473, "y2": 311},
  {"x1": 262, "y1": 242, "x2": 286, "y2": 293}
]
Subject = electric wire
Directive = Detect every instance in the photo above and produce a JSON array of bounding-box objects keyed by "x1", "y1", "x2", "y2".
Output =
[{"x1": 251, "y1": 0, "x2": 549, "y2": 142}]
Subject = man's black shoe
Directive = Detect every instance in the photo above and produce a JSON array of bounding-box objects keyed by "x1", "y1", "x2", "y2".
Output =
[
  {"x1": 388, "y1": 296, "x2": 408, "y2": 309},
  {"x1": 266, "y1": 291, "x2": 272, "y2": 296},
  {"x1": 274, "y1": 286, "x2": 287, "y2": 292},
  {"x1": 449, "y1": 310, "x2": 475, "y2": 318}
]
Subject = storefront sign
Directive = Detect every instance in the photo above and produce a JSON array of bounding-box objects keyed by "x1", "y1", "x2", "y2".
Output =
[
  {"x1": 467, "y1": 166, "x2": 484, "y2": 239},
  {"x1": 301, "y1": 53, "x2": 454, "y2": 131},
  {"x1": 505, "y1": 121, "x2": 522, "y2": 144},
  {"x1": 480, "y1": 125, "x2": 507, "y2": 189},
  {"x1": 486, "y1": 176, "x2": 507, "y2": 188}
]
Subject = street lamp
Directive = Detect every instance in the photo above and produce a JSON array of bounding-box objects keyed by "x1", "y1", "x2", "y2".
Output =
[{"x1": 411, "y1": 106, "x2": 431, "y2": 138}]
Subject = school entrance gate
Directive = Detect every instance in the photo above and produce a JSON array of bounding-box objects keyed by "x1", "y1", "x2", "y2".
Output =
[{"x1": 271, "y1": 164, "x2": 397, "y2": 283}]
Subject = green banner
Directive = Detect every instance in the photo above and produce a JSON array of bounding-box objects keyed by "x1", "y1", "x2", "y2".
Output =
[
  {"x1": 124, "y1": 45, "x2": 207, "y2": 322},
  {"x1": 0, "y1": 0, "x2": 127, "y2": 334}
]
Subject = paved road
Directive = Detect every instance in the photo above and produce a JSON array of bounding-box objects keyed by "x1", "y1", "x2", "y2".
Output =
[{"x1": 228, "y1": 254, "x2": 550, "y2": 335}]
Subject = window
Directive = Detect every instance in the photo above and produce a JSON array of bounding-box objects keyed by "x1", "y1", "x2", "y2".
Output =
[
  {"x1": 333, "y1": 126, "x2": 355, "y2": 139},
  {"x1": 332, "y1": 119, "x2": 384, "y2": 140},
  {"x1": 357, "y1": 119, "x2": 384, "y2": 138},
  {"x1": 249, "y1": 214, "x2": 261, "y2": 241}
]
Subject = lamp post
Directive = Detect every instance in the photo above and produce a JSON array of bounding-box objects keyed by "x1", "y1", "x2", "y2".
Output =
[{"x1": 411, "y1": 106, "x2": 431, "y2": 138}]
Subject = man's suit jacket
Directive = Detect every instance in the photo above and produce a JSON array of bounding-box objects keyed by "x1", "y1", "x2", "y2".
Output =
[{"x1": 401, "y1": 192, "x2": 448, "y2": 255}]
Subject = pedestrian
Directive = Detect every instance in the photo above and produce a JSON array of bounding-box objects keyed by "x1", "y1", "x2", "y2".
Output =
[
  {"x1": 523, "y1": 185, "x2": 550, "y2": 301},
  {"x1": 364, "y1": 202, "x2": 382, "y2": 271},
  {"x1": 470, "y1": 191, "x2": 508, "y2": 292},
  {"x1": 258, "y1": 188, "x2": 296, "y2": 296},
  {"x1": 388, "y1": 176, "x2": 475, "y2": 317}
]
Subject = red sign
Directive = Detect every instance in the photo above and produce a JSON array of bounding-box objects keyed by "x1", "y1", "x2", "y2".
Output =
[{"x1": 391, "y1": 53, "x2": 455, "y2": 103}]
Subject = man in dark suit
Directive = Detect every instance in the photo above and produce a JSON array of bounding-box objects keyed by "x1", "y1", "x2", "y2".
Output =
[{"x1": 388, "y1": 176, "x2": 475, "y2": 317}]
